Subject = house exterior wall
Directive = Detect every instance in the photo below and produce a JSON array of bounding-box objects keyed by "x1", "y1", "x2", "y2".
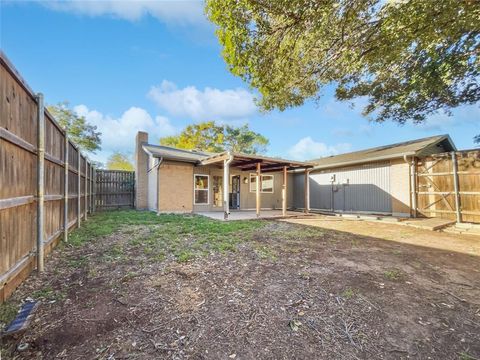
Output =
[
  {"x1": 158, "y1": 161, "x2": 194, "y2": 213},
  {"x1": 239, "y1": 170, "x2": 284, "y2": 210},
  {"x1": 155, "y1": 162, "x2": 285, "y2": 213},
  {"x1": 191, "y1": 165, "x2": 285, "y2": 212},
  {"x1": 389, "y1": 158, "x2": 411, "y2": 217}
]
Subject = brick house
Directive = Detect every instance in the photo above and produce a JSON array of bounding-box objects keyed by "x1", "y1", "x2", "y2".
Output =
[{"x1": 135, "y1": 132, "x2": 456, "y2": 219}]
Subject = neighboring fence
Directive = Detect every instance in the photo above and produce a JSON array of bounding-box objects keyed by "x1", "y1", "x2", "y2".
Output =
[
  {"x1": 416, "y1": 150, "x2": 480, "y2": 224},
  {"x1": 95, "y1": 170, "x2": 135, "y2": 210},
  {"x1": 0, "y1": 52, "x2": 95, "y2": 302}
]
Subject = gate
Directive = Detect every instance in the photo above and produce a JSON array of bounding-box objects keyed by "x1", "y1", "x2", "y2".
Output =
[
  {"x1": 95, "y1": 170, "x2": 135, "y2": 210},
  {"x1": 416, "y1": 151, "x2": 480, "y2": 223}
]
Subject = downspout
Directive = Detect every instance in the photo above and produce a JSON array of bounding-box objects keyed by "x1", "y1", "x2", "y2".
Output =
[
  {"x1": 223, "y1": 152, "x2": 234, "y2": 220},
  {"x1": 404, "y1": 154, "x2": 417, "y2": 218},
  {"x1": 403, "y1": 155, "x2": 412, "y2": 217},
  {"x1": 146, "y1": 153, "x2": 163, "y2": 212},
  {"x1": 156, "y1": 157, "x2": 163, "y2": 213}
]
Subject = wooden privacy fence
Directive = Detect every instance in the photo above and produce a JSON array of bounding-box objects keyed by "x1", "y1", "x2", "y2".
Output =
[
  {"x1": 95, "y1": 170, "x2": 135, "y2": 210},
  {"x1": 0, "y1": 52, "x2": 96, "y2": 302},
  {"x1": 416, "y1": 150, "x2": 480, "y2": 224}
]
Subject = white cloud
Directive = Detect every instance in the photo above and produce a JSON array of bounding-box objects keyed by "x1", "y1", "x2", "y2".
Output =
[
  {"x1": 148, "y1": 80, "x2": 257, "y2": 121},
  {"x1": 288, "y1": 137, "x2": 352, "y2": 161},
  {"x1": 38, "y1": 0, "x2": 206, "y2": 25},
  {"x1": 74, "y1": 105, "x2": 176, "y2": 163}
]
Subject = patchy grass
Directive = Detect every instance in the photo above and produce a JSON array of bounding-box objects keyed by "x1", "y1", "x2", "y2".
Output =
[
  {"x1": 0, "y1": 302, "x2": 18, "y2": 329},
  {"x1": 120, "y1": 212, "x2": 266, "y2": 262},
  {"x1": 67, "y1": 211, "x2": 266, "y2": 263},
  {"x1": 31, "y1": 286, "x2": 66, "y2": 302},
  {"x1": 2, "y1": 211, "x2": 480, "y2": 359}
]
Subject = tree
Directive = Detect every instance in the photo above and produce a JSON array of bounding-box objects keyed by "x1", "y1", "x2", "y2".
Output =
[
  {"x1": 160, "y1": 121, "x2": 269, "y2": 154},
  {"x1": 47, "y1": 102, "x2": 101, "y2": 153},
  {"x1": 206, "y1": 0, "x2": 480, "y2": 140},
  {"x1": 106, "y1": 152, "x2": 134, "y2": 171}
]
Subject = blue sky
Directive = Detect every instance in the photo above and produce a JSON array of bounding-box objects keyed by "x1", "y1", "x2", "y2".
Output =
[{"x1": 1, "y1": 1, "x2": 478, "y2": 164}]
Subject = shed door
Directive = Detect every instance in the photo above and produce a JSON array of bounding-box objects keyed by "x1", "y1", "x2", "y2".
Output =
[{"x1": 310, "y1": 162, "x2": 392, "y2": 214}]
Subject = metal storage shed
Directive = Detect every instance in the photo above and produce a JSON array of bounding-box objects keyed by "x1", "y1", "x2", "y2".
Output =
[{"x1": 291, "y1": 135, "x2": 456, "y2": 217}]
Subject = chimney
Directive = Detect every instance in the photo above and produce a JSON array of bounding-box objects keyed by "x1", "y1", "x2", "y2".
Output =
[{"x1": 135, "y1": 131, "x2": 149, "y2": 209}]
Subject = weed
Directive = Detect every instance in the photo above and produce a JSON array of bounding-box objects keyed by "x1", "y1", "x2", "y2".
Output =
[
  {"x1": 122, "y1": 272, "x2": 137, "y2": 282},
  {"x1": 459, "y1": 352, "x2": 476, "y2": 360},
  {"x1": 31, "y1": 286, "x2": 66, "y2": 301},
  {"x1": 254, "y1": 245, "x2": 277, "y2": 261},
  {"x1": 342, "y1": 288, "x2": 355, "y2": 299},
  {"x1": 67, "y1": 255, "x2": 88, "y2": 268},
  {"x1": 176, "y1": 250, "x2": 195, "y2": 263},
  {"x1": 384, "y1": 269, "x2": 402, "y2": 281}
]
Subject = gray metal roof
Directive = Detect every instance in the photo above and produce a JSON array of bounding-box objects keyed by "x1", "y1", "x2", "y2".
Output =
[
  {"x1": 310, "y1": 135, "x2": 456, "y2": 170},
  {"x1": 142, "y1": 144, "x2": 213, "y2": 163}
]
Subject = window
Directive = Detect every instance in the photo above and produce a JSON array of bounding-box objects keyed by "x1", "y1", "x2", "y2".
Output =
[
  {"x1": 194, "y1": 174, "x2": 209, "y2": 205},
  {"x1": 249, "y1": 174, "x2": 274, "y2": 193}
]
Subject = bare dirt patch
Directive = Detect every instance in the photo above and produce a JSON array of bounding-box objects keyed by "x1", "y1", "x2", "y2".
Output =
[{"x1": 1, "y1": 212, "x2": 479, "y2": 360}]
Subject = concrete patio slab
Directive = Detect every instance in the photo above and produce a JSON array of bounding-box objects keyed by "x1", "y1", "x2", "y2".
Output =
[{"x1": 196, "y1": 210, "x2": 312, "y2": 221}]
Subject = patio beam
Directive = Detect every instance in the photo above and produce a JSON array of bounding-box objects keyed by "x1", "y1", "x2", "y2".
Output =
[
  {"x1": 256, "y1": 162, "x2": 261, "y2": 218},
  {"x1": 234, "y1": 159, "x2": 263, "y2": 169},
  {"x1": 282, "y1": 166, "x2": 287, "y2": 216},
  {"x1": 201, "y1": 153, "x2": 232, "y2": 166},
  {"x1": 240, "y1": 162, "x2": 284, "y2": 172}
]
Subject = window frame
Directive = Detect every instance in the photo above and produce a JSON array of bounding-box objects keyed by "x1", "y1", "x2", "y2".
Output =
[
  {"x1": 249, "y1": 173, "x2": 274, "y2": 194},
  {"x1": 193, "y1": 174, "x2": 210, "y2": 205}
]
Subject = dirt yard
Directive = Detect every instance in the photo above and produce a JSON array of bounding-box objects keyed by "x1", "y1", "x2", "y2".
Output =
[{"x1": 1, "y1": 211, "x2": 479, "y2": 360}]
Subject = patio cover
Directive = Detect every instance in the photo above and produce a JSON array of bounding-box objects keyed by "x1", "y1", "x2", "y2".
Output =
[{"x1": 199, "y1": 152, "x2": 314, "y2": 220}]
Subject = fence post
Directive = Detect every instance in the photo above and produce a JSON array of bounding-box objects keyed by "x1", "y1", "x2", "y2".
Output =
[
  {"x1": 77, "y1": 152, "x2": 81, "y2": 227},
  {"x1": 64, "y1": 134, "x2": 69, "y2": 242},
  {"x1": 36, "y1": 93, "x2": 45, "y2": 272},
  {"x1": 85, "y1": 159, "x2": 88, "y2": 220},
  {"x1": 451, "y1": 151, "x2": 462, "y2": 223},
  {"x1": 91, "y1": 166, "x2": 95, "y2": 213},
  {"x1": 93, "y1": 168, "x2": 96, "y2": 212}
]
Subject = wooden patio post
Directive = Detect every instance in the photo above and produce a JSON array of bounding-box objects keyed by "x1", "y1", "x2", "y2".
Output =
[
  {"x1": 282, "y1": 166, "x2": 287, "y2": 216},
  {"x1": 451, "y1": 151, "x2": 462, "y2": 223},
  {"x1": 256, "y1": 162, "x2": 261, "y2": 217},
  {"x1": 77, "y1": 152, "x2": 81, "y2": 227},
  {"x1": 223, "y1": 157, "x2": 231, "y2": 220},
  {"x1": 63, "y1": 133, "x2": 69, "y2": 242},
  {"x1": 36, "y1": 93, "x2": 45, "y2": 272},
  {"x1": 304, "y1": 169, "x2": 310, "y2": 214}
]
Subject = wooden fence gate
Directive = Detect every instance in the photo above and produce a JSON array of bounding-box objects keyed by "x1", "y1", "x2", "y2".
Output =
[
  {"x1": 95, "y1": 170, "x2": 135, "y2": 210},
  {"x1": 416, "y1": 150, "x2": 480, "y2": 224}
]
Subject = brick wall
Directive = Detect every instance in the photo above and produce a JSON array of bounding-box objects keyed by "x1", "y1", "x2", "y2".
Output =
[{"x1": 158, "y1": 161, "x2": 194, "y2": 212}]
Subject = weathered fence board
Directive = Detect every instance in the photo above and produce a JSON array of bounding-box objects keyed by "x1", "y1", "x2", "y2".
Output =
[
  {"x1": 0, "y1": 52, "x2": 95, "y2": 302},
  {"x1": 416, "y1": 150, "x2": 480, "y2": 224},
  {"x1": 95, "y1": 170, "x2": 135, "y2": 210}
]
